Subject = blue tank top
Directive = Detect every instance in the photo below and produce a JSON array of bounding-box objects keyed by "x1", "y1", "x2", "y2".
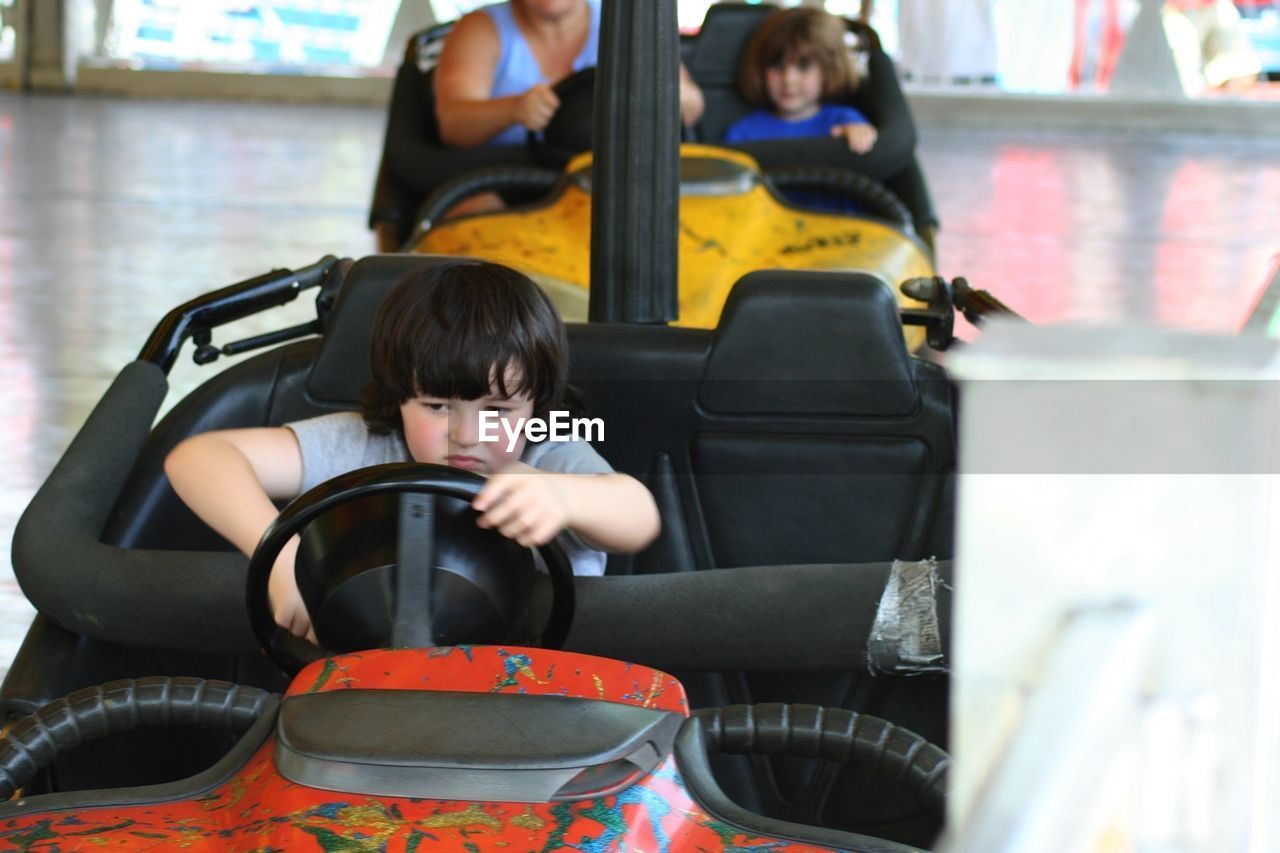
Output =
[{"x1": 482, "y1": 0, "x2": 600, "y2": 146}]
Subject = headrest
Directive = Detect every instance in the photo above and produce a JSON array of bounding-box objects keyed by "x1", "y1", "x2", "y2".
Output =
[
  {"x1": 687, "y1": 3, "x2": 775, "y2": 87},
  {"x1": 305, "y1": 255, "x2": 466, "y2": 407},
  {"x1": 699, "y1": 270, "x2": 919, "y2": 417}
]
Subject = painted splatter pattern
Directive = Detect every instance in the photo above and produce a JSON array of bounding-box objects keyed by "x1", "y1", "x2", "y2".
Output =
[{"x1": 0, "y1": 647, "x2": 847, "y2": 851}]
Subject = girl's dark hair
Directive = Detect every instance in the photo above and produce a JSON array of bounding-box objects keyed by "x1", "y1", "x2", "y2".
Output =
[
  {"x1": 738, "y1": 7, "x2": 859, "y2": 107},
  {"x1": 361, "y1": 261, "x2": 571, "y2": 434}
]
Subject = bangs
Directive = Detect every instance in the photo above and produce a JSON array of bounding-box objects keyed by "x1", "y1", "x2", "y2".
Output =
[
  {"x1": 763, "y1": 39, "x2": 820, "y2": 69},
  {"x1": 759, "y1": 9, "x2": 826, "y2": 66},
  {"x1": 363, "y1": 261, "x2": 568, "y2": 434},
  {"x1": 405, "y1": 319, "x2": 542, "y2": 405}
]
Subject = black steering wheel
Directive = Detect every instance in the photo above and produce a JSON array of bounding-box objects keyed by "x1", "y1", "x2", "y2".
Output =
[
  {"x1": 529, "y1": 66, "x2": 597, "y2": 169},
  {"x1": 406, "y1": 68, "x2": 596, "y2": 243},
  {"x1": 246, "y1": 463, "x2": 576, "y2": 675},
  {"x1": 763, "y1": 165, "x2": 914, "y2": 230}
]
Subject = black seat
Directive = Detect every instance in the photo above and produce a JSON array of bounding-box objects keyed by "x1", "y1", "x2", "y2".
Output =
[
  {"x1": 686, "y1": 2, "x2": 940, "y2": 246},
  {"x1": 569, "y1": 271, "x2": 954, "y2": 573}
]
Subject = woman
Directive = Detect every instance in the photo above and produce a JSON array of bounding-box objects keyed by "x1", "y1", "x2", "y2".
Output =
[{"x1": 434, "y1": 0, "x2": 704, "y2": 149}]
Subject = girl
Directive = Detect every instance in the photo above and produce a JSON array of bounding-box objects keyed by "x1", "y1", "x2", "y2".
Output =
[
  {"x1": 724, "y1": 7, "x2": 877, "y2": 155},
  {"x1": 165, "y1": 260, "x2": 660, "y2": 642}
]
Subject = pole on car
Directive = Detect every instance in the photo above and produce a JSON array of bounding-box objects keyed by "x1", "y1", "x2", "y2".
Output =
[{"x1": 588, "y1": 0, "x2": 680, "y2": 324}]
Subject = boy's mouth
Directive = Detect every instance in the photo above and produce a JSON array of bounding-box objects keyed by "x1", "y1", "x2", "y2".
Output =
[{"x1": 446, "y1": 454, "x2": 484, "y2": 470}]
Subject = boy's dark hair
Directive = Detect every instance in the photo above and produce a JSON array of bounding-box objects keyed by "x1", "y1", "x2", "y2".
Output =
[
  {"x1": 738, "y1": 7, "x2": 859, "y2": 107},
  {"x1": 361, "y1": 261, "x2": 570, "y2": 435}
]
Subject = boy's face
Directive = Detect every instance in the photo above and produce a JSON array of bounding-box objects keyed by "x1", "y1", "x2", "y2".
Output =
[
  {"x1": 766, "y1": 56, "x2": 824, "y2": 121},
  {"x1": 400, "y1": 378, "x2": 536, "y2": 475}
]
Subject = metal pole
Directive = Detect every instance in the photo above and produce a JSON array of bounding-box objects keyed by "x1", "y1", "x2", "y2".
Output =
[{"x1": 588, "y1": 0, "x2": 680, "y2": 324}]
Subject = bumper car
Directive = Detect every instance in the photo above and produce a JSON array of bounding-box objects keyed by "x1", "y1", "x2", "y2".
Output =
[
  {"x1": 3, "y1": 249, "x2": 957, "y2": 849},
  {"x1": 0, "y1": 1, "x2": 978, "y2": 849},
  {"x1": 370, "y1": 3, "x2": 941, "y2": 336}
]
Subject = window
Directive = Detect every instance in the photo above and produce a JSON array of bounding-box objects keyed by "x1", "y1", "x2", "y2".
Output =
[
  {"x1": 88, "y1": 0, "x2": 402, "y2": 76},
  {"x1": 0, "y1": 0, "x2": 16, "y2": 63}
]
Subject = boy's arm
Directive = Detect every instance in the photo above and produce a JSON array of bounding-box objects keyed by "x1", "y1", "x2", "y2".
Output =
[
  {"x1": 164, "y1": 428, "x2": 303, "y2": 555},
  {"x1": 473, "y1": 464, "x2": 660, "y2": 554},
  {"x1": 164, "y1": 428, "x2": 315, "y2": 640}
]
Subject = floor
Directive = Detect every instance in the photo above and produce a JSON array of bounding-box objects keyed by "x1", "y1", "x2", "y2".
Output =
[{"x1": 1, "y1": 91, "x2": 1279, "y2": 681}]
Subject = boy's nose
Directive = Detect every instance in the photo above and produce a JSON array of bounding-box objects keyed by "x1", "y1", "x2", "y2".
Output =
[{"x1": 449, "y1": 413, "x2": 478, "y2": 446}]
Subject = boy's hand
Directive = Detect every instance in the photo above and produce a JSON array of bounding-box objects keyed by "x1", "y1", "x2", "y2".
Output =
[
  {"x1": 472, "y1": 462, "x2": 571, "y2": 547},
  {"x1": 267, "y1": 537, "x2": 317, "y2": 644},
  {"x1": 831, "y1": 122, "x2": 878, "y2": 154}
]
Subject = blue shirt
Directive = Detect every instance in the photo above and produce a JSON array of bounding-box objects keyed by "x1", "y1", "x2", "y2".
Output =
[
  {"x1": 723, "y1": 104, "x2": 871, "y2": 213},
  {"x1": 723, "y1": 103, "x2": 870, "y2": 144},
  {"x1": 482, "y1": 0, "x2": 601, "y2": 146}
]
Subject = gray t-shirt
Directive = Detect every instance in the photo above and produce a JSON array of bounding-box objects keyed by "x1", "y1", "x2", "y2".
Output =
[{"x1": 286, "y1": 411, "x2": 612, "y2": 576}]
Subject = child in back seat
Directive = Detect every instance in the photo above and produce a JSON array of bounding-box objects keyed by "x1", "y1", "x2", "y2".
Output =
[{"x1": 724, "y1": 8, "x2": 877, "y2": 157}]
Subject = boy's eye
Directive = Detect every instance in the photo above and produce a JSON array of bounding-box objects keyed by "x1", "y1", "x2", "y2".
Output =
[
  {"x1": 422, "y1": 401, "x2": 449, "y2": 413},
  {"x1": 795, "y1": 58, "x2": 812, "y2": 72}
]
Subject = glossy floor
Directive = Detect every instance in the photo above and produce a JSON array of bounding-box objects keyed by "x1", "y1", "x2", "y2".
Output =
[{"x1": 2, "y1": 92, "x2": 1279, "y2": 679}]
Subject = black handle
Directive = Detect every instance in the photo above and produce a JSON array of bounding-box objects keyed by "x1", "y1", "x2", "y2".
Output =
[
  {"x1": 0, "y1": 677, "x2": 277, "y2": 800},
  {"x1": 694, "y1": 703, "x2": 949, "y2": 810}
]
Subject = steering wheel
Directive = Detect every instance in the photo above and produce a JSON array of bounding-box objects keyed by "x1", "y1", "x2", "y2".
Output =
[
  {"x1": 529, "y1": 67, "x2": 597, "y2": 169},
  {"x1": 405, "y1": 69, "x2": 596, "y2": 243},
  {"x1": 245, "y1": 463, "x2": 576, "y2": 675},
  {"x1": 763, "y1": 165, "x2": 914, "y2": 230}
]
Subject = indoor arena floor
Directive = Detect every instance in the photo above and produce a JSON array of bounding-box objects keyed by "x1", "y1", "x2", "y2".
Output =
[{"x1": 2, "y1": 91, "x2": 1279, "y2": 678}]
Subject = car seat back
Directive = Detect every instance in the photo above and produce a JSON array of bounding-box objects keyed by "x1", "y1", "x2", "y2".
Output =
[{"x1": 568, "y1": 271, "x2": 954, "y2": 573}]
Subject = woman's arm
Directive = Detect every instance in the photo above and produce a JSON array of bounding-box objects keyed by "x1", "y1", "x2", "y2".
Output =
[
  {"x1": 473, "y1": 464, "x2": 660, "y2": 554},
  {"x1": 679, "y1": 62, "x2": 705, "y2": 128},
  {"x1": 435, "y1": 11, "x2": 560, "y2": 147},
  {"x1": 164, "y1": 427, "x2": 314, "y2": 639}
]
